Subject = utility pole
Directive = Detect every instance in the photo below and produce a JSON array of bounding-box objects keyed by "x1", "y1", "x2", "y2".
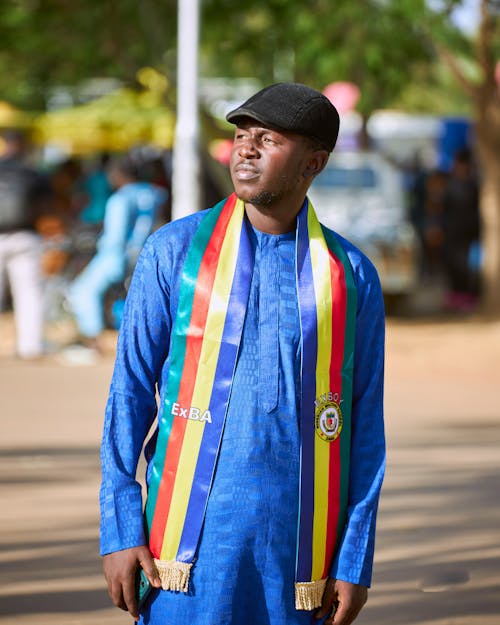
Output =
[{"x1": 171, "y1": 0, "x2": 200, "y2": 220}]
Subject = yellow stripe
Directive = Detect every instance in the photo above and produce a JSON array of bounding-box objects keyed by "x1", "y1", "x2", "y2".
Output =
[
  {"x1": 160, "y1": 199, "x2": 245, "y2": 559},
  {"x1": 308, "y1": 207, "x2": 333, "y2": 580}
]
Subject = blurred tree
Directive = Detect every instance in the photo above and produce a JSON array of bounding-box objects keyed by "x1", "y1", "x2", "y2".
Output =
[
  {"x1": 202, "y1": 0, "x2": 500, "y2": 314},
  {"x1": 0, "y1": 0, "x2": 177, "y2": 110},
  {"x1": 201, "y1": 0, "x2": 434, "y2": 143},
  {"x1": 420, "y1": 0, "x2": 500, "y2": 314},
  {"x1": 1, "y1": 0, "x2": 499, "y2": 312}
]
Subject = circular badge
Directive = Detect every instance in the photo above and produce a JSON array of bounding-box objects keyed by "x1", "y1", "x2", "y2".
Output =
[{"x1": 315, "y1": 400, "x2": 343, "y2": 442}]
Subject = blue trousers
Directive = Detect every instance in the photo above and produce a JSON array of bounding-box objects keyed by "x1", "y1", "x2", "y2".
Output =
[{"x1": 69, "y1": 252, "x2": 125, "y2": 338}]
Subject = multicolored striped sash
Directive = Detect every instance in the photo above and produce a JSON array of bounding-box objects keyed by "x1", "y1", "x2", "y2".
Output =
[{"x1": 144, "y1": 193, "x2": 357, "y2": 611}]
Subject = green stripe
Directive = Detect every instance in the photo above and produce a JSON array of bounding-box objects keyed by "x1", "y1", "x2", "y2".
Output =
[
  {"x1": 322, "y1": 227, "x2": 357, "y2": 551},
  {"x1": 145, "y1": 201, "x2": 225, "y2": 529}
]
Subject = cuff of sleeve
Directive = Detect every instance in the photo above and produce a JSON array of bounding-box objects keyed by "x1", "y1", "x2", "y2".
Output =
[
  {"x1": 329, "y1": 509, "x2": 376, "y2": 587},
  {"x1": 100, "y1": 487, "x2": 146, "y2": 556}
]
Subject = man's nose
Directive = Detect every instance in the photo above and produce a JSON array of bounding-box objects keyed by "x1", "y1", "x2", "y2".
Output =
[{"x1": 238, "y1": 138, "x2": 259, "y2": 158}]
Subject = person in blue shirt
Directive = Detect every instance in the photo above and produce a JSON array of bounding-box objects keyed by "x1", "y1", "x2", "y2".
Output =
[
  {"x1": 68, "y1": 155, "x2": 167, "y2": 352},
  {"x1": 100, "y1": 84, "x2": 385, "y2": 625},
  {"x1": 79, "y1": 153, "x2": 112, "y2": 226}
]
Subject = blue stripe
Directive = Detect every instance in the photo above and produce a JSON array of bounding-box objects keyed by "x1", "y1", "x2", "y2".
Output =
[{"x1": 296, "y1": 201, "x2": 317, "y2": 582}]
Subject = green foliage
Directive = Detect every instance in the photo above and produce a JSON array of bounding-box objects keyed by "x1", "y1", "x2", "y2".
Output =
[
  {"x1": 200, "y1": 0, "x2": 473, "y2": 116},
  {"x1": 392, "y1": 61, "x2": 474, "y2": 114},
  {"x1": 0, "y1": 0, "x2": 495, "y2": 119},
  {"x1": 0, "y1": 0, "x2": 177, "y2": 109}
]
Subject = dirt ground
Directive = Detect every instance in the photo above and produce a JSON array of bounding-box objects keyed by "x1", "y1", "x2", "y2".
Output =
[{"x1": 0, "y1": 312, "x2": 499, "y2": 625}]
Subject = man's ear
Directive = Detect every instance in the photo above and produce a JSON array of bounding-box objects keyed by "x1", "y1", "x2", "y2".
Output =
[{"x1": 303, "y1": 150, "x2": 329, "y2": 180}]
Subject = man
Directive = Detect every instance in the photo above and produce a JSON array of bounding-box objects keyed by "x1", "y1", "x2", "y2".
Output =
[
  {"x1": 100, "y1": 83, "x2": 385, "y2": 625},
  {"x1": 67, "y1": 155, "x2": 167, "y2": 355},
  {"x1": 0, "y1": 129, "x2": 52, "y2": 359},
  {"x1": 79, "y1": 153, "x2": 112, "y2": 226},
  {"x1": 442, "y1": 148, "x2": 481, "y2": 312}
]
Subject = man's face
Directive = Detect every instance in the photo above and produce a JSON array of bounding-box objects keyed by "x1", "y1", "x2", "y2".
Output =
[{"x1": 229, "y1": 119, "x2": 313, "y2": 208}]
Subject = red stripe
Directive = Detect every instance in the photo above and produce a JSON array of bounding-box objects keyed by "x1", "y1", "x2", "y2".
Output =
[
  {"x1": 149, "y1": 195, "x2": 237, "y2": 556},
  {"x1": 323, "y1": 250, "x2": 347, "y2": 577}
]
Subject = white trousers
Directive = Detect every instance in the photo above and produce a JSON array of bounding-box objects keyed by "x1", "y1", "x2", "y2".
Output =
[{"x1": 0, "y1": 231, "x2": 44, "y2": 358}]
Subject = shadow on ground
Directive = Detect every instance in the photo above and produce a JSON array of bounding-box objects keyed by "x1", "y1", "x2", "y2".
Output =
[
  {"x1": 0, "y1": 446, "x2": 111, "y2": 618},
  {"x1": 1, "y1": 420, "x2": 499, "y2": 623}
]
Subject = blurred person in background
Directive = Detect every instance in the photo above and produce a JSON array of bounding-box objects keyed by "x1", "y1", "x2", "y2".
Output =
[
  {"x1": 49, "y1": 156, "x2": 86, "y2": 228},
  {"x1": 442, "y1": 148, "x2": 481, "y2": 312},
  {"x1": 0, "y1": 129, "x2": 53, "y2": 359},
  {"x1": 66, "y1": 155, "x2": 167, "y2": 359},
  {"x1": 35, "y1": 157, "x2": 87, "y2": 282},
  {"x1": 79, "y1": 153, "x2": 112, "y2": 226},
  {"x1": 421, "y1": 169, "x2": 447, "y2": 283}
]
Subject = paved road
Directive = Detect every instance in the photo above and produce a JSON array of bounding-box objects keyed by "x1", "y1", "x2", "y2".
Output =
[{"x1": 1, "y1": 315, "x2": 499, "y2": 625}]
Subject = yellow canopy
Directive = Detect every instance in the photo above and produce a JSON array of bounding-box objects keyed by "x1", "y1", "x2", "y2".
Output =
[
  {"x1": 0, "y1": 101, "x2": 32, "y2": 129},
  {"x1": 33, "y1": 86, "x2": 175, "y2": 155}
]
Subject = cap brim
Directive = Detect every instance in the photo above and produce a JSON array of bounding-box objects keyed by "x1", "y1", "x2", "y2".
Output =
[
  {"x1": 226, "y1": 107, "x2": 281, "y2": 129},
  {"x1": 226, "y1": 104, "x2": 335, "y2": 152}
]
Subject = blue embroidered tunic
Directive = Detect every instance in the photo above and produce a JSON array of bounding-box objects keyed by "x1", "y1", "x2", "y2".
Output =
[{"x1": 100, "y1": 209, "x2": 385, "y2": 625}]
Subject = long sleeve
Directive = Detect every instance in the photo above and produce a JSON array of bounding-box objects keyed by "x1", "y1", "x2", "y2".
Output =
[
  {"x1": 329, "y1": 254, "x2": 386, "y2": 586},
  {"x1": 99, "y1": 238, "x2": 172, "y2": 555}
]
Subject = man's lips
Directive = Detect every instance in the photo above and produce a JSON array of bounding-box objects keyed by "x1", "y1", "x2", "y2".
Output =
[{"x1": 233, "y1": 163, "x2": 260, "y2": 180}]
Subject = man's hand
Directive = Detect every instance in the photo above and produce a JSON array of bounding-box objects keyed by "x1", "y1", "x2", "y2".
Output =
[
  {"x1": 103, "y1": 545, "x2": 161, "y2": 621},
  {"x1": 315, "y1": 578, "x2": 368, "y2": 625}
]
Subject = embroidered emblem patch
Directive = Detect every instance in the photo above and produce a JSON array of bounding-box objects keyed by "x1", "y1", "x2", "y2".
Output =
[{"x1": 315, "y1": 397, "x2": 343, "y2": 442}]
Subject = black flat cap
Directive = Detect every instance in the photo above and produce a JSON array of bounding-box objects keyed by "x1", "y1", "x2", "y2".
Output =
[{"x1": 226, "y1": 82, "x2": 340, "y2": 152}]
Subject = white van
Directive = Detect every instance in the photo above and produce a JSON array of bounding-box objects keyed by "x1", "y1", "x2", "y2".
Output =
[{"x1": 308, "y1": 150, "x2": 419, "y2": 299}]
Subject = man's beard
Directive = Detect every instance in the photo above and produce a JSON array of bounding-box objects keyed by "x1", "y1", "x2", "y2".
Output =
[
  {"x1": 242, "y1": 174, "x2": 299, "y2": 207},
  {"x1": 248, "y1": 190, "x2": 280, "y2": 207}
]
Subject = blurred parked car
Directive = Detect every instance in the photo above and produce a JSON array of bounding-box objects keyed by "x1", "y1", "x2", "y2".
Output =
[{"x1": 308, "y1": 150, "x2": 419, "y2": 303}]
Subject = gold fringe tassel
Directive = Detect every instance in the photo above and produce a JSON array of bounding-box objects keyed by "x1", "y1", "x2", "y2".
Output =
[
  {"x1": 295, "y1": 578, "x2": 327, "y2": 611},
  {"x1": 154, "y1": 558, "x2": 192, "y2": 593}
]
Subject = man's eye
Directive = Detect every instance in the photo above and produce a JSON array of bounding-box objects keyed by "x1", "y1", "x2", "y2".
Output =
[{"x1": 263, "y1": 136, "x2": 275, "y2": 144}]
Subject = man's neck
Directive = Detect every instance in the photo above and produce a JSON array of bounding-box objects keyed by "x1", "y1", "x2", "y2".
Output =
[{"x1": 243, "y1": 199, "x2": 304, "y2": 235}]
